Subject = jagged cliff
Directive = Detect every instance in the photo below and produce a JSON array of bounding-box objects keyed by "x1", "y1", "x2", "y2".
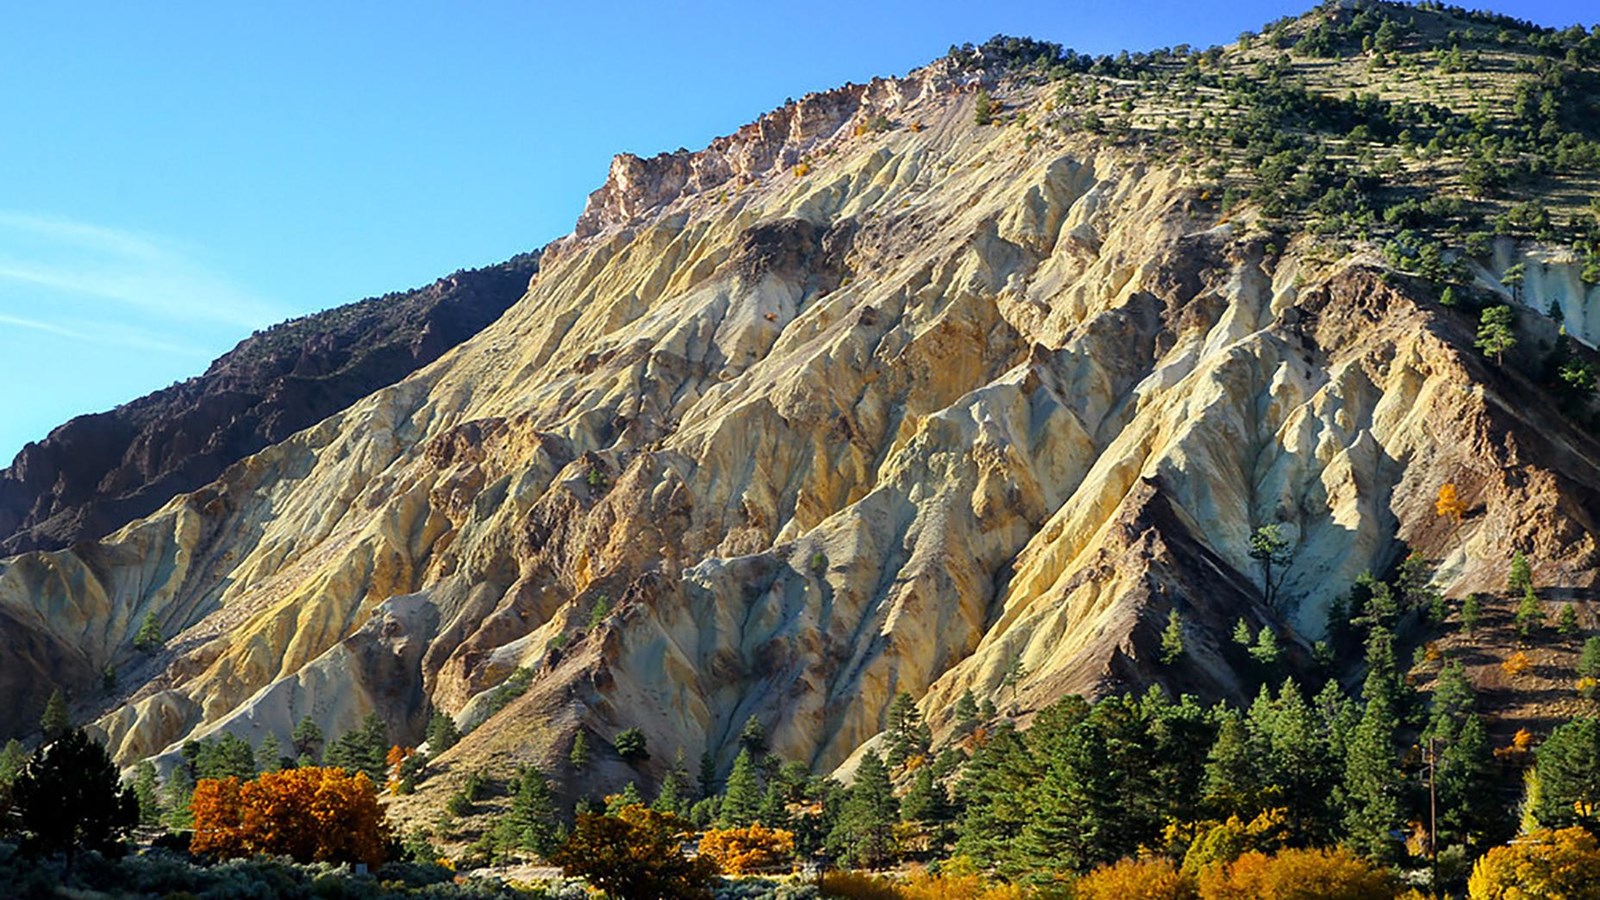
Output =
[
  {"x1": 2, "y1": 6, "x2": 1598, "y2": 818},
  {"x1": 0, "y1": 254, "x2": 539, "y2": 556}
]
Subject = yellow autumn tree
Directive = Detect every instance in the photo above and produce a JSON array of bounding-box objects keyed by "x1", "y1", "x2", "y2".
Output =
[
  {"x1": 1468, "y1": 828, "x2": 1600, "y2": 899},
  {"x1": 190, "y1": 766, "x2": 390, "y2": 867},
  {"x1": 1075, "y1": 857, "x2": 1197, "y2": 899},
  {"x1": 1195, "y1": 846, "x2": 1394, "y2": 899},
  {"x1": 698, "y1": 823, "x2": 795, "y2": 874},
  {"x1": 1436, "y1": 482, "x2": 1467, "y2": 523}
]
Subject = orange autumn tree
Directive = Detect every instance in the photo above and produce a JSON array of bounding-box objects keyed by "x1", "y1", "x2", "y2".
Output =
[
  {"x1": 1467, "y1": 827, "x2": 1600, "y2": 899},
  {"x1": 191, "y1": 766, "x2": 390, "y2": 867}
]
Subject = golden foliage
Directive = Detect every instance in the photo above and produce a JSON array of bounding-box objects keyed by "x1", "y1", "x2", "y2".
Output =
[
  {"x1": 1468, "y1": 828, "x2": 1600, "y2": 899},
  {"x1": 699, "y1": 824, "x2": 795, "y2": 874},
  {"x1": 794, "y1": 162, "x2": 812, "y2": 177},
  {"x1": 1436, "y1": 482, "x2": 1467, "y2": 523},
  {"x1": 1176, "y1": 809, "x2": 1290, "y2": 873},
  {"x1": 1075, "y1": 857, "x2": 1197, "y2": 899},
  {"x1": 1502, "y1": 651, "x2": 1534, "y2": 677},
  {"x1": 553, "y1": 804, "x2": 718, "y2": 899},
  {"x1": 1495, "y1": 728, "x2": 1536, "y2": 764},
  {"x1": 1194, "y1": 846, "x2": 1395, "y2": 899},
  {"x1": 899, "y1": 866, "x2": 1031, "y2": 899},
  {"x1": 190, "y1": 767, "x2": 390, "y2": 867},
  {"x1": 820, "y1": 870, "x2": 902, "y2": 900}
]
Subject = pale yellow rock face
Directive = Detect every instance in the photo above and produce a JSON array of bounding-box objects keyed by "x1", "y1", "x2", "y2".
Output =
[{"x1": 1, "y1": 62, "x2": 1595, "y2": 795}]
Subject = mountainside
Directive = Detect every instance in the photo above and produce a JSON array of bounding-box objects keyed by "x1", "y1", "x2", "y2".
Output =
[
  {"x1": 2, "y1": 0, "x2": 1599, "y2": 824},
  {"x1": 0, "y1": 254, "x2": 539, "y2": 556}
]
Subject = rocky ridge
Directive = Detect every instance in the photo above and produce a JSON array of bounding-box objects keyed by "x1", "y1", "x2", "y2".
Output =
[
  {"x1": 0, "y1": 15, "x2": 1595, "y2": 824},
  {"x1": 0, "y1": 254, "x2": 539, "y2": 556}
]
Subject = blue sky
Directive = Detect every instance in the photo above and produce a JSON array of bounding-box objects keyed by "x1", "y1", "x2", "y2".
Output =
[{"x1": 1, "y1": 1, "x2": 1592, "y2": 464}]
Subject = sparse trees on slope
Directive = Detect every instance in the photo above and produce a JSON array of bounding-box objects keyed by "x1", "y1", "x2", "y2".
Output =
[{"x1": 1477, "y1": 305, "x2": 1517, "y2": 365}]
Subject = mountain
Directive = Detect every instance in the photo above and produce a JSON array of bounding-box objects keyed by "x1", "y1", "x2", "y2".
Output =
[
  {"x1": 1, "y1": 0, "x2": 1597, "y2": 823},
  {"x1": 0, "y1": 254, "x2": 539, "y2": 556}
]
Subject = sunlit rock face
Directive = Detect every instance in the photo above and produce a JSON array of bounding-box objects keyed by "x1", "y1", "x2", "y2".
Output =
[{"x1": 1, "y1": 61, "x2": 1595, "y2": 807}]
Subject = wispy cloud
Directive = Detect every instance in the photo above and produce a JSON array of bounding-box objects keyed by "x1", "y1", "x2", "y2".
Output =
[
  {"x1": 0, "y1": 312, "x2": 208, "y2": 357},
  {"x1": 0, "y1": 211, "x2": 285, "y2": 332}
]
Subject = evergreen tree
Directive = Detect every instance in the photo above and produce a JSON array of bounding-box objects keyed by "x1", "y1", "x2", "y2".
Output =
[
  {"x1": 1249, "y1": 524, "x2": 1294, "y2": 608},
  {"x1": 40, "y1": 689, "x2": 70, "y2": 739},
  {"x1": 1341, "y1": 689, "x2": 1405, "y2": 864},
  {"x1": 654, "y1": 769, "x2": 687, "y2": 818},
  {"x1": 495, "y1": 767, "x2": 561, "y2": 857},
  {"x1": 324, "y1": 714, "x2": 387, "y2": 783},
  {"x1": 1509, "y1": 550, "x2": 1533, "y2": 594},
  {"x1": 885, "y1": 692, "x2": 930, "y2": 768},
  {"x1": 1515, "y1": 585, "x2": 1544, "y2": 639},
  {"x1": 1261, "y1": 680, "x2": 1339, "y2": 843},
  {"x1": 162, "y1": 764, "x2": 195, "y2": 831},
  {"x1": 1232, "y1": 618, "x2": 1254, "y2": 647},
  {"x1": 953, "y1": 690, "x2": 980, "y2": 737},
  {"x1": 952, "y1": 724, "x2": 1035, "y2": 870},
  {"x1": 1001, "y1": 654, "x2": 1028, "y2": 704},
  {"x1": 570, "y1": 731, "x2": 591, "y2": 772},
  {"x1": 425, "y1": 711, "x2": 460, "y2": 754},
  {"x1": 1476, "y1": 305, "x2": 1517, "y2": 365},
  {"x1": 1250, "y1": 625, "x2": 1284, "y2": 677},
  {"x1": 11, "y1": 729, "x2": 138, "y2": 860},
  {"x1": 829, "y1": 751, "x2": 898, "y2": 868},
  {"x1": 1531, "y1": 717, "x2": 1600, "y2": 832},
  {"x1": 607, "y1": 781, "x2": 644, "y2": 814},
  {"x1": 256, "y1": 733, "x2": 287, "y2": 773},
  {"x1": 1559, "y1": 603, "x2": 1582, "y2": 637},
  {"x1": 1581, "y1": 637, "x2": 1600, "y2": 680},
  {"x1": 291, "y1": 716, "x2": 324, "y2": 764},
  {"x1": 133, "y1": 611, "x2": 164, "y2": 653},
  {"x1": 698, "y1": 751, "x2": 717, "y2": 798},
  {"x1": 720, "y1": 748, "x2": 763, "y2": 827},
  {"x1": 613, "y1": 728, "x2": 649, "y2": 762},
  {"x1": 1203, "y1": 708, "x2": 1261, "y2": 820},
  {"x1": 1427, "y1": 661, "x2": 1477, "y2": 743},
  {"x1": 1160, "y1": 608, "x2": 1186, "y2": 664},
  {"x1": 130, "y1": 760, "x2": 162, "y2": 826},
  {"x1": 1460, "y1": 593, "x2": 1484, "y2": 634},
  {"x1": 0, "y1": 738, "x2": 27, "y2": 806},
  {"x1": 1437, "y1": 714, "x2": 1501, "y2": 850},
  {"x1": 738, "y1": 715, "x2": 768, "y2": 758}
]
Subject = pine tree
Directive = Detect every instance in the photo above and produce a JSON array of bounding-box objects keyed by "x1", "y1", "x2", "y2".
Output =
[
  {"x1": 1232, "y1": 619, "x2": 1254, "y2": 647},
  {"x1": 1558, "y1": 603, "x2": 1581, "y2": 637},
  {"x1": 886, "y1": 692, "x2": 930, "y2": 768},
  {"x1": 133, "y1": 610, "x2": 164, "y2": 653},
  {"x1": 1249, "y1": 524, "x2": 1294, "y2": 608},
  {"x1": 40, "y1": 689, "x2": 69, "y2": 739},
  {"x1": 953, "y1": 690, "x2": 980, "y2": 737},
  {"x1": 324, "y1": 713, "x2": 387, "y2": 782},
  {"x1": 952, "y1": 723, "x2": 1036, "y2": 871},
  {"x1": 1476, "y1": 305, "x2": 1517, "y2": 365},
  {"x1": 654, "y1": 768, "x2": 687, "y2": 817},
  {"x1": 291, "y1": 716, "x2": 324, "y2": 763},
  {"x1": 607, "y1": 781, "x2": 644, "y2": 814},
  {"x1": 829, "y1": 751, "x2": 898, "y2": 868},
  {"x1": 495, "y1": 767, "x2": 561, "y2": 857},
  {"x1": 570, "y1": 731, "x2": 591, "y2": 772},
  {"x1": 738, "y1": 715, "x2": 768, "y2": 758},
  {"x1": 1515, "y1": 585, "x2": 1544, "y2": 639},
  {"x1": 1460, "y1": 593, "x2": 1483, "y2": 634},
  {"x1": 256, "y1": 733, "x2": 286, "y2": 773},
  {"x1": 1437, "y1": 714, "x2": 1500, "y2": 850},
  {"x1": 1160, "y1": 608, "x2": 1185, "y2": 664},
  {"x1": 720, "y1": 748, "x2": 763, "y2": 827},
  {"x1": 1509, "y1": 550, "x2": 1533, "y2": 594},
  {"x1": 698, "y1": 751, "x2": 716, "y2": 799},
  {"x1": 1341, "y1": 690, "x2": 1405, "y2": 864},
  {"x1": 162, "y1": 764, "x2": 195, "y2": 831},
  {"x1": 1530, "y1": 717, "x2": 1600, "y2": 832},
  {"x1": 0, "y1": 739, "x2": 27, "y2": 801},
  {"x1": 1250, "y1": 625, "x2": 1284, "y2": 675},
  {"x1": 613, "y1": 728, "x2": 648, "y2": 762},
  {"x1": 425, "y1": 711, "x2": 460, "y2": 754},
  {"x1": 1581, "y1": 637, "x2": 1600, "y2": 680},
  {"x1": 130, "y1": 760, "x2": 162, "y2": 826},
  {"x1": 11, "y1": 728, "x2": 138, "y2": 860},
  {"x1": 1203, "y1": 708, "x2": 1260, "y2": 820},
  {"x1": 1427, "y1": 661, "x2": 1477, "y2": 743}
]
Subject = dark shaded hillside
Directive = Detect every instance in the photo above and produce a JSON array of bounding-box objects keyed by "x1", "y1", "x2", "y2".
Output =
[{"x1": 0, "y1": 252, "x2": 539, "y2": 555}]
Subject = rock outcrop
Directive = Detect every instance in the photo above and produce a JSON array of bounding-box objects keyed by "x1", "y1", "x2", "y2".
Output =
[
  {"x1": 0, "y1": 254, "x2": 539, "y2": 556},
  {"x1": 0, "y1": 48, "x2": 1595, "y2": 819}
]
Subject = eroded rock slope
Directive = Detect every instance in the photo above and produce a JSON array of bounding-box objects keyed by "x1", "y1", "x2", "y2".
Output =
[{"x1": 1, "y1": 58, "x2": 1595, "y2": 806}]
